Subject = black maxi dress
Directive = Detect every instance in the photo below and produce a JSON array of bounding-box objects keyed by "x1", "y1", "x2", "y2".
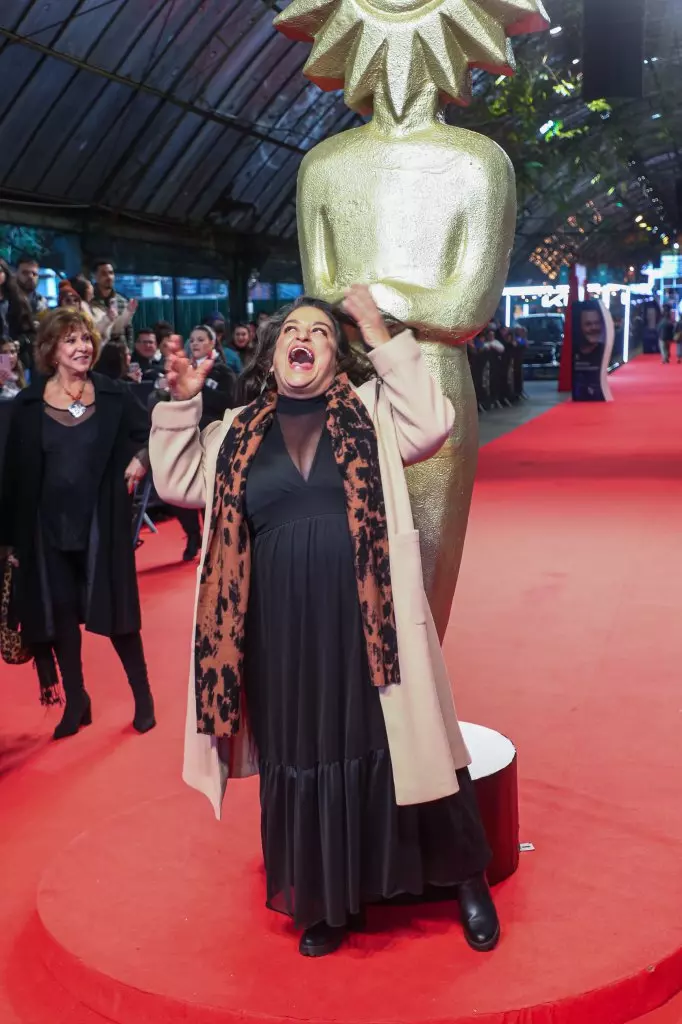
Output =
[{"x1": 243, "y1": 394, "x2": 490, "y2": 931}]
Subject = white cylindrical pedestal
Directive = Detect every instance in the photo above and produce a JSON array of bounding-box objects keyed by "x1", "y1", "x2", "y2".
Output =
[{"x1": 460, "y1": 722, "x2": 518, "y2": 884}]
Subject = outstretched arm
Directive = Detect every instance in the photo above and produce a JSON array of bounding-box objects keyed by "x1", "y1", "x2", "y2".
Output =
[
  {"x1": 149, "y1": 338, "x2": 224, "y2": 507},
  {"x1": 150, "y1": 398, "x2": 222, "y2": 508}
]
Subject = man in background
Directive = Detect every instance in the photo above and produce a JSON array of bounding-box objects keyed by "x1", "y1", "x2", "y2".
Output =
[
  {"x1": 133, "y1": 327, "x2": 163, "y2": 381},
  {"x1": 658, "y1": 304, "x2": 675, "y2": 364},
  {"x1": 91, "y1": 261, "x2": 137, "y2": 349},
  {"x1": 15, "y1": 254, "x2": 48, "y2": 322}
]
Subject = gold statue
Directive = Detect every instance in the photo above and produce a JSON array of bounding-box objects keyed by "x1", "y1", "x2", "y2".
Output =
[{"x1": 275, "y1": 0, "x2": 549, "y2": 638}]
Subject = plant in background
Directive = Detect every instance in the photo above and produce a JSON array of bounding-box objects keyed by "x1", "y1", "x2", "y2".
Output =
[{"x1": 0, "y1": 224, "x2": 52, "y2": 264}]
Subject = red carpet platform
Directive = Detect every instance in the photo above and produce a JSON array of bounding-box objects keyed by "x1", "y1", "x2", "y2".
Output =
[
  {"x1": 35, "y1": 782, "x2": 682, "y2": 1024},
  {"x1": 3, "y1": 356, "x2": 682, "y2": 1024}
]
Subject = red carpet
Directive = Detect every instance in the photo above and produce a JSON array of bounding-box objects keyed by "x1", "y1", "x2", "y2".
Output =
[{"x1": 2, "y1": 355, "x2": 682, "y2": 1023}]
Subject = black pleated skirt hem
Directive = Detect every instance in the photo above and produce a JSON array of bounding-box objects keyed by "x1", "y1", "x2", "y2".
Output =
[{"x1": 258, "y1": 750, "x2": 491, "y2": 931}]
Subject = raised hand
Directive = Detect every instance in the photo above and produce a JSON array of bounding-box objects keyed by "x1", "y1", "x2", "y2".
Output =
[
  {"x1": 165, "y1": 337, "x2": 215, "y2": 401},
  {"x1": 342, "y1": 285, "x2": 391, "y2": 349}
]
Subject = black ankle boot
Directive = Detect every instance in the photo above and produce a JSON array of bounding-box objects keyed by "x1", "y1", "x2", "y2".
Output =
[
  {"x1": 457, "y1": 874, "x2": 500, "y2": 952},
  {"x1": 299, "y1": 921, "x2": 348, "y2": 958},
  {"x1": 182, "y1": 533, "x2": 201, "y2": 561},
  {"x1": 53, "y1": 691, "x2": 92, "y2": 741},
  {"x1": 132, "y1": 687, "x2": 156, "y2": 734}
]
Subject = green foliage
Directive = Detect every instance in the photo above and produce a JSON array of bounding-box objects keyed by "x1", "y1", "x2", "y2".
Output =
[
  {"x1": 0, "y1": 223, "x2": 52, "y2": 263},
  {"x1": 586, "y1": 99, "x2": 612, "y2": 115},
  {"x1": 473, "y1": 59, "x2": 626, "y2": 215}
]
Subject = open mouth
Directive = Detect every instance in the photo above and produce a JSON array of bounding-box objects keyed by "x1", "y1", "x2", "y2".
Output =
[{"x1": 288, "y1": 344, "x2": 315, "y2": 372}]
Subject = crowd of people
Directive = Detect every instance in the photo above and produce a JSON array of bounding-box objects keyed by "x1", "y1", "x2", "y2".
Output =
[
  {"x1": 0, "y1": 255, "x2": 269, "y2": 395},
  {"x1": 467, "y1": 322, "x2": 529, "y2": 410},
  {"x1": 0, "y1": 253, "x2": 537, "y2": 411}
]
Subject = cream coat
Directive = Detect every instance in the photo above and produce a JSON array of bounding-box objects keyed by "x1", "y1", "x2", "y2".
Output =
[{"x1": 149, "y1": 331, "x2": 471, "y2": 819}]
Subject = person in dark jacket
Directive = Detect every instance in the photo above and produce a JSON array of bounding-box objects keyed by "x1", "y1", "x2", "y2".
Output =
[
  {"x1": 0, "y1": 257, "x2": 34, "y2": 371},
  {"x1": 132, "y1": 327, "x2": 164, "y2": 381},
  {"x1": 186, "y1": 325, "x2": 236, "y2": 429},
  {"x1": 150, "y1": 325, "x2": 236, "y2": 561},
  {"x1": 0, "y1": 308, "x2": 156, "y2": 740}
]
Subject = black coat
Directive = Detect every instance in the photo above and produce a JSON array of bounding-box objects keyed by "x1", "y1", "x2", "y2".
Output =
[
  {"x1": 0, "y1": 373, "x2": 149, "y2": 643},
  {"x1": 198, "y1": 362, "x2": 236, "y2": 430}
]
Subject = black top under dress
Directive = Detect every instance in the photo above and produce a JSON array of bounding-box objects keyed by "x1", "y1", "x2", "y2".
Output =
[
  {"x1": 243, "y1": 395, "x2": 490, "y2": 931},
  {"x1": 41, "y1": 403, "x2": 98, "y2": 551}
]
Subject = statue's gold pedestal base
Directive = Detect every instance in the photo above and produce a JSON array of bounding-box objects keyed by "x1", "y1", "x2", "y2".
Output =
[{"x1": 406, "y1": 343, "x2": 478, "y2": 641}]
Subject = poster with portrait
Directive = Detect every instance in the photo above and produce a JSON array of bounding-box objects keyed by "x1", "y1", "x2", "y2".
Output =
[{"x1": 571, "y1": 299, "x2": 614, "y2": 402}]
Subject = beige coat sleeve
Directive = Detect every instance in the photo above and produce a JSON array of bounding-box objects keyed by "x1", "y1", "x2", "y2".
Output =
[
  {"x1": 367, "y1": 331, "x2": 455, "y2": 466},
  {"x1": 149, "y1": 396, "x2": 222, "y2": 508}
]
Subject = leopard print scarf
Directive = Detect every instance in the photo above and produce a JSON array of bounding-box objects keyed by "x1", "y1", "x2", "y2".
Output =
[{"x1": 194, "y1": 373, "x2": 400, "y2": 737}]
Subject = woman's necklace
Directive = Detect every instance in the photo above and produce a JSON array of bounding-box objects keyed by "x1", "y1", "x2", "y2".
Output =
[{"x1": 58, "y1": 376, "x2": 88, "y2": 419}]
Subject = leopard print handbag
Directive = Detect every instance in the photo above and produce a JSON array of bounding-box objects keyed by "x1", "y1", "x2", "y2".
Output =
[{"x1": 0, "y1": 558, "x2": 31, "y2": 666}]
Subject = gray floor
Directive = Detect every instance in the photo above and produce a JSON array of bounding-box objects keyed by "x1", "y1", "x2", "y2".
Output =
[{"x1": 478, "y1": 381, "x2": 567, "y2": 447}]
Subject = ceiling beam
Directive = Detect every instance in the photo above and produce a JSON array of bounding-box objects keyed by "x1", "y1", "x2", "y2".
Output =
[{"x1": 0, "y1": 24, "x2": 306, "y2": 157}]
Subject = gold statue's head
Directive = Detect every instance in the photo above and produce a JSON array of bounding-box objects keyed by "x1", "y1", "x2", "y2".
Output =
[{"x1": 275, "y1": 0, "x2": 549, "y2": 117}]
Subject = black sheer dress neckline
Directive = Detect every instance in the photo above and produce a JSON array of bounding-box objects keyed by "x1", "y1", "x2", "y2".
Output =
[
  {"x1": 275, "y1": 392, "x2": 327, "y2": 482},
  {"x1": 276, "y1": 393, "x2": 326, "y2": 416}
]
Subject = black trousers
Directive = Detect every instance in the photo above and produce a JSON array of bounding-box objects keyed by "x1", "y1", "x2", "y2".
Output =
[
  {"x1": 33, "y1": 547, "x2": 149, "y2": 700},
  {"x1": 174, "y1": 506, "x2": 202, "y2": 539}
]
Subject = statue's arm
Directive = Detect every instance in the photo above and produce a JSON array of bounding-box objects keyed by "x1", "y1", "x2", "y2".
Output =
[
  {"x1": 372, "y1": 144, "x2": 517, "y2": 341},
  {"x1": 297, "y1": 161, "x2": 340, "y2": 299},
  {"x1": 445, "y1": 146, "x2": 516, "y2": 328}
]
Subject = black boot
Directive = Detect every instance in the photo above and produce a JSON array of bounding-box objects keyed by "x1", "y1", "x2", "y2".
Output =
[
  {"x1": 111, "y1": 633, "x2": 156, "y2": 734},
  {"x1": 298, "y1": 909, "x2": 364, "y2": 958},
  {"x1": 182, "y1": 533, "x2": 201, "y2": 561},
  {"x1": 299, "y1": 922, "x2": 348, "y2": 958},
  {"x1": 53, "y1": 689, "x2": 92, "y2": 741},
  {"x1": 132, "y1": 687, "x2": 156, "y2": 734},
  {"x1": 457, "y1": 874, "x2": 500, "y2": 952}
]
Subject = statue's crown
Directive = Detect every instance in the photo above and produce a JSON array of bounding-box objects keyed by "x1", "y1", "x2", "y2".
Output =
[{"x1": 275, "y1": 0, "x2": 550, "y2": 115}]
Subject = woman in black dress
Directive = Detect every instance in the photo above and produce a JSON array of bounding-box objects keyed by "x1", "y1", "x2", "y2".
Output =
[
  {"x1": 0, "y1": 308, "x2": 156, "y2": 739},
  {"x1": 151, "y1": 286, "x2": 498, "y2": 957}
]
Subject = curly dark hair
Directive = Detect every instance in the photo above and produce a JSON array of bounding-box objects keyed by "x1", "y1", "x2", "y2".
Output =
[{"x1": 238, "y1": 297, "x2": 376, "y2": 403}]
